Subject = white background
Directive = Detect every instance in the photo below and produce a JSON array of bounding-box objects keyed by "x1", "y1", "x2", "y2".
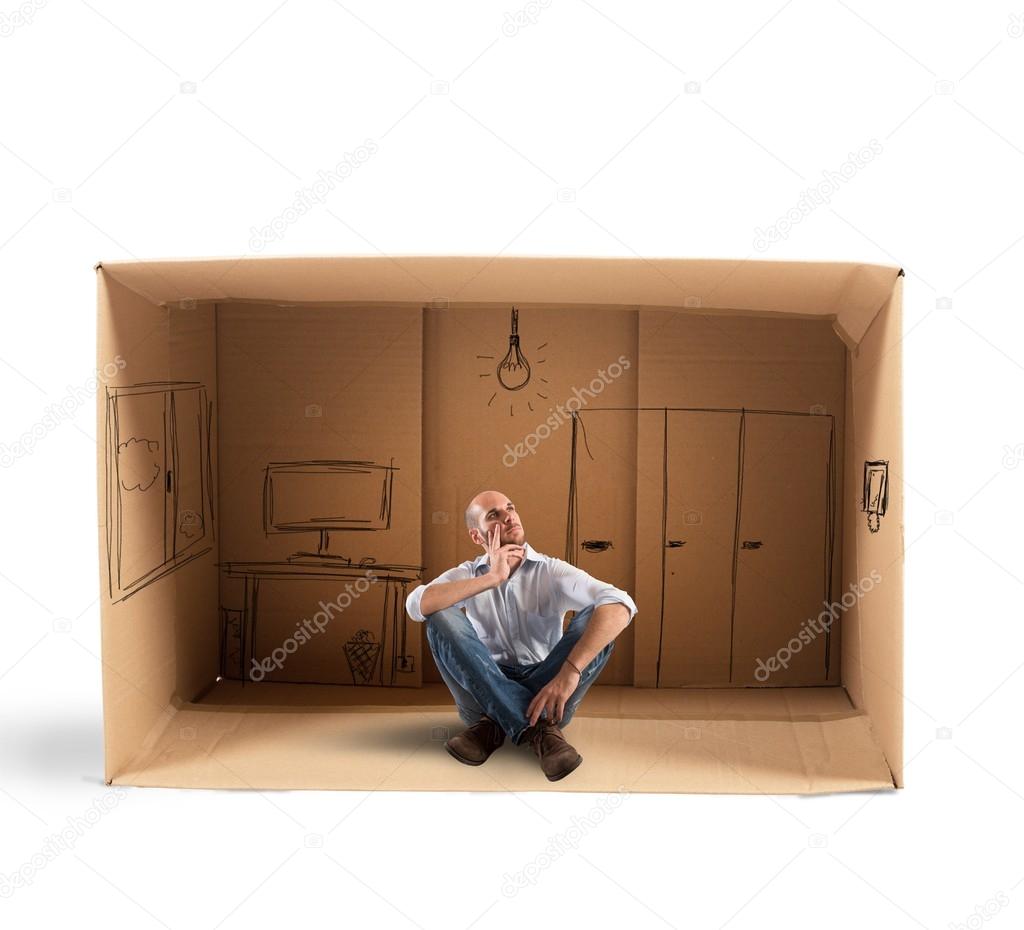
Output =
[{"x1": 1, "y1": 1, "x2": 1023, "y2": 927}]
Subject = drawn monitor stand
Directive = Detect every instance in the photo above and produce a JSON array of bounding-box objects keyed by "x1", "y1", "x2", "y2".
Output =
[
  {"x1": 105, "y1": 382, "x2": 212, "y2": 602},
  {"x1": 478, "y1": 306, "x2": 550, "y2": 417},
  {"x1": 659, "y1": 410, "x2": 836, "y2": 687}
]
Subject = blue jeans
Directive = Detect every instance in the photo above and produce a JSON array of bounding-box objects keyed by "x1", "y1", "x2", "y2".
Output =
[{"x1": 424, "y1": 602, "x2": 614, "y2": 745}]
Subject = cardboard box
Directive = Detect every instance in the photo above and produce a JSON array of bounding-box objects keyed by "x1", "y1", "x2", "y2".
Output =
[{"x1": 95, "y1": 255, "x2": 904, "y2": 794}]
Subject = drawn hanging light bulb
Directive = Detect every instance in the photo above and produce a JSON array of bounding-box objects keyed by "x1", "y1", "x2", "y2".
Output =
[{"x1": 496, "y1": 306, "x2": 531, "y2": 391}]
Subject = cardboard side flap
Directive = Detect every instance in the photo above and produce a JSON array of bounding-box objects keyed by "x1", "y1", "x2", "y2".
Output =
[
  {"x1": 841, "y1": 275, "x2": 904, "y2": 787},
  {"x1": 97, "y1": 268, "x2": 182, "y2": 782},
  {"x1": 97, "y1": 256, "x2": 901, "y2": 318},
  {"x1": 832, "y1": 264, "x2": 904, "y2": 349}
]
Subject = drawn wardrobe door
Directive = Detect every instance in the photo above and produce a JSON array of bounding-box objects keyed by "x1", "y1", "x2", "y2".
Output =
[
  {"x1": 105, "y1": 382, "x2": 211, "y2": 602},
  {"x1": 658, "y1": 411, "x2": 834, "y2": 686},
  {"x1": 730, "y1": 412, "x2": 834, "y2": 685},
  {"x1": 659, "y1": 411, "x2": 742, "y2": 686}
]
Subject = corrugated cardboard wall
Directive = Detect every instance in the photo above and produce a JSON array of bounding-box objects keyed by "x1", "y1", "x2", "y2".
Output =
[
  {"x1": 215, "y1": 304, "x2": 422, "y2": 687},
  {"x1": 169, "y1": 307, "x2": 220, "y2": 700},
  {"x1": 97, "y1": 272, "x2": 219, "y2": 782},
  {"x1": 421, "y1": 304, "x2": 639, "y2": 684},
  {"x1": 635, "y1": 311, "x2": 847, "y2": 687},
  {"x1": 842, "y1": 277, "x2": 904, "y2": 785},
  {"x1": 420, "y1": 304, "x2": 848, "y2": 689}
]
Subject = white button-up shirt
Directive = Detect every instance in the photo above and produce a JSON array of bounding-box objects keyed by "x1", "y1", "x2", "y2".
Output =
[{"x1": 405, "y1": 541, "x2": 638, "y2": 665}]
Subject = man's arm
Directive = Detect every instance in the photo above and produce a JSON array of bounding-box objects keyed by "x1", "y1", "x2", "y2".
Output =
[
  {"x1": 525, "y1": 600, "x2": 631, "y2": 727},
  {"x1": 406, "y1": 564, "x2": 499, "y2": 621},
  {"x1": 419, "y1": 573, "x2": 498, "y2": 618},
  {"x1": 524, "y1": 562, "x2": 637, "y2": 726},
  {"x1": 564, "y1": 602, "x2": 631, "y2": 671},
  {"x1": 548, "y1": 558, "x2": 638, "y2": 670}
]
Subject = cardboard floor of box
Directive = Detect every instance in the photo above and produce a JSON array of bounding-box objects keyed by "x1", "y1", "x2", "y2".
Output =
[{"x1": 112, "y1": 682, "x2": 896, "y2": 794}]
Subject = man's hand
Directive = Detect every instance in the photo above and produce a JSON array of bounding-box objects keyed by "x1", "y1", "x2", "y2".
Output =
[
  {"x1": 484, "y1": 524, "x2": 524, "y2": 584},
  {"x1": 526, "y1": 663, "x2": 581, "y2": 727}
]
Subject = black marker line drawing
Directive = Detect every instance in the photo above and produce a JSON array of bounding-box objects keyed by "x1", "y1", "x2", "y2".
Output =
[
  {"x1": 262, "y1": 459, "x2": 396, "y2": 560},
  {"x1": 497, "y1": 306, "x2": 531, "y2": 390},
  {"x1": 218, "y1": 561, "x2": 422, "y2": 687},
  {"x1": 104, "y1": 382, "x2": 214, "y2": 603},
  {"x1": 220, "y1": 458, "x2": 422, "y2": 687},
  {"x1": 479, "y1": 307, "x2": 549, "y2": 416},
  {"x1": 862, "y1": 460, "x2": 889, "y2": 533},
  {"x1": 565, "y1": 406, "x2": 838, "y2": 687},
  {"x1": 219, "y1": 607, "x2": 243, "y2": 678},
  {"x1": 581, "y1": 540, "x2": 614, "y2": 552},
  {"x1": 344, "y1": 629, "x2": 381, "y2": 684}
]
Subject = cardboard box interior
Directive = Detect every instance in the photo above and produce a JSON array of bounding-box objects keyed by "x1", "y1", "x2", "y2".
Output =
[{"x1": 95, "y1": 256, "x2": 904, "y2": 794}]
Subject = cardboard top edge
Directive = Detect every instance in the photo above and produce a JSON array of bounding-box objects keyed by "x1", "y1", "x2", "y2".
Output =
[{"x1": 95, "y1": 254, "x2": 903, "y2": 347}]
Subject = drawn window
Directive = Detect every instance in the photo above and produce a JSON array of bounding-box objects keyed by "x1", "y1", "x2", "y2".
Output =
[{"x1": 105, "y1": 382, "x2": 212, "y2": 602}]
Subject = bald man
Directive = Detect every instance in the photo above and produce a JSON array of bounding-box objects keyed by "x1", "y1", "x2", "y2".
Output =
[{"x1": 405, "y1": 491, "x2": 637, "y2": 781}]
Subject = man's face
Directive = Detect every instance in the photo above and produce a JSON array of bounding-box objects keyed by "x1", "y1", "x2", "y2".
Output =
[{"x1": 473, "y1": 497, "x2": 525, "y2": 548}]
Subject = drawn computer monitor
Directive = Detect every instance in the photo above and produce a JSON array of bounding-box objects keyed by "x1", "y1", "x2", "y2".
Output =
[{"x1": 263, "y1": 460, "x2": 396, "y2": 559}]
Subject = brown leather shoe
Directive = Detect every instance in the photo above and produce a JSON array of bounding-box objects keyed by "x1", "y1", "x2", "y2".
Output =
[
  {"x1": 522, "y1": 721, "x2": 583, "y2": 781},
  {"x1": 445, "y1": 715, "x2": 506, "y2": 766}
]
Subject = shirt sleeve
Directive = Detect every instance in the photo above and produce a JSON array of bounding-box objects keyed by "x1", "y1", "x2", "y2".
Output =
[
  {"x1": 405, "y1": 561, "x2": 476, "y2": 622},
  {"x1": 547, "y1": 558, "x2": 637, "y2": 621}
]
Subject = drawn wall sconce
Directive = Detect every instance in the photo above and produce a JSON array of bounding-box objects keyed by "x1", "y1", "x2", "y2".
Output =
[{"x1": 862, "y1": 459, "x2": 889, "y2": 533}]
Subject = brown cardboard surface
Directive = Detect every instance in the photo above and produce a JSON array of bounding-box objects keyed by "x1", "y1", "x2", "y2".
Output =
[
  {"x1": 97, "y1": 256, "x2": 899, "y2": 345},
  {"x1": 190, "y1": 680, "x2": 854, "y2": 716},
  {"x1": 111, "y1": 683, "x2": 894, "y2": 794},
  {"x1": 97, "y1": 270, "x2": 222, "y2": 784},
  {"x1": 420, "y1": 302, "x2": 639, "y2": 685},
  {"x1": 634, "y1": 314, "x2": 846, "y2": 687},
  {"x1": 96, "y1": 255, "x2": 904, "y2": 794},
  {"x1": 842, "y1": 276, "x2": 904, "y2": 786},
  {"x1": 96, "y1": 269, "x2": 171, "y2": 783},
  {"x1": 214, "y1": 303, "x2": 423, "y2": 688}
]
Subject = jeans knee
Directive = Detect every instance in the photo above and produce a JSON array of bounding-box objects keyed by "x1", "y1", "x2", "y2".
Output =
[{"x1": 425, "y1": 607, "x2": 470, "y2": 646}]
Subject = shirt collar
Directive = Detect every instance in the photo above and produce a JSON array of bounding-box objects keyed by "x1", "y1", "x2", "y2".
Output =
[{"x1": 473, "y1": 540, "x2": 543, "y2": 572}]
